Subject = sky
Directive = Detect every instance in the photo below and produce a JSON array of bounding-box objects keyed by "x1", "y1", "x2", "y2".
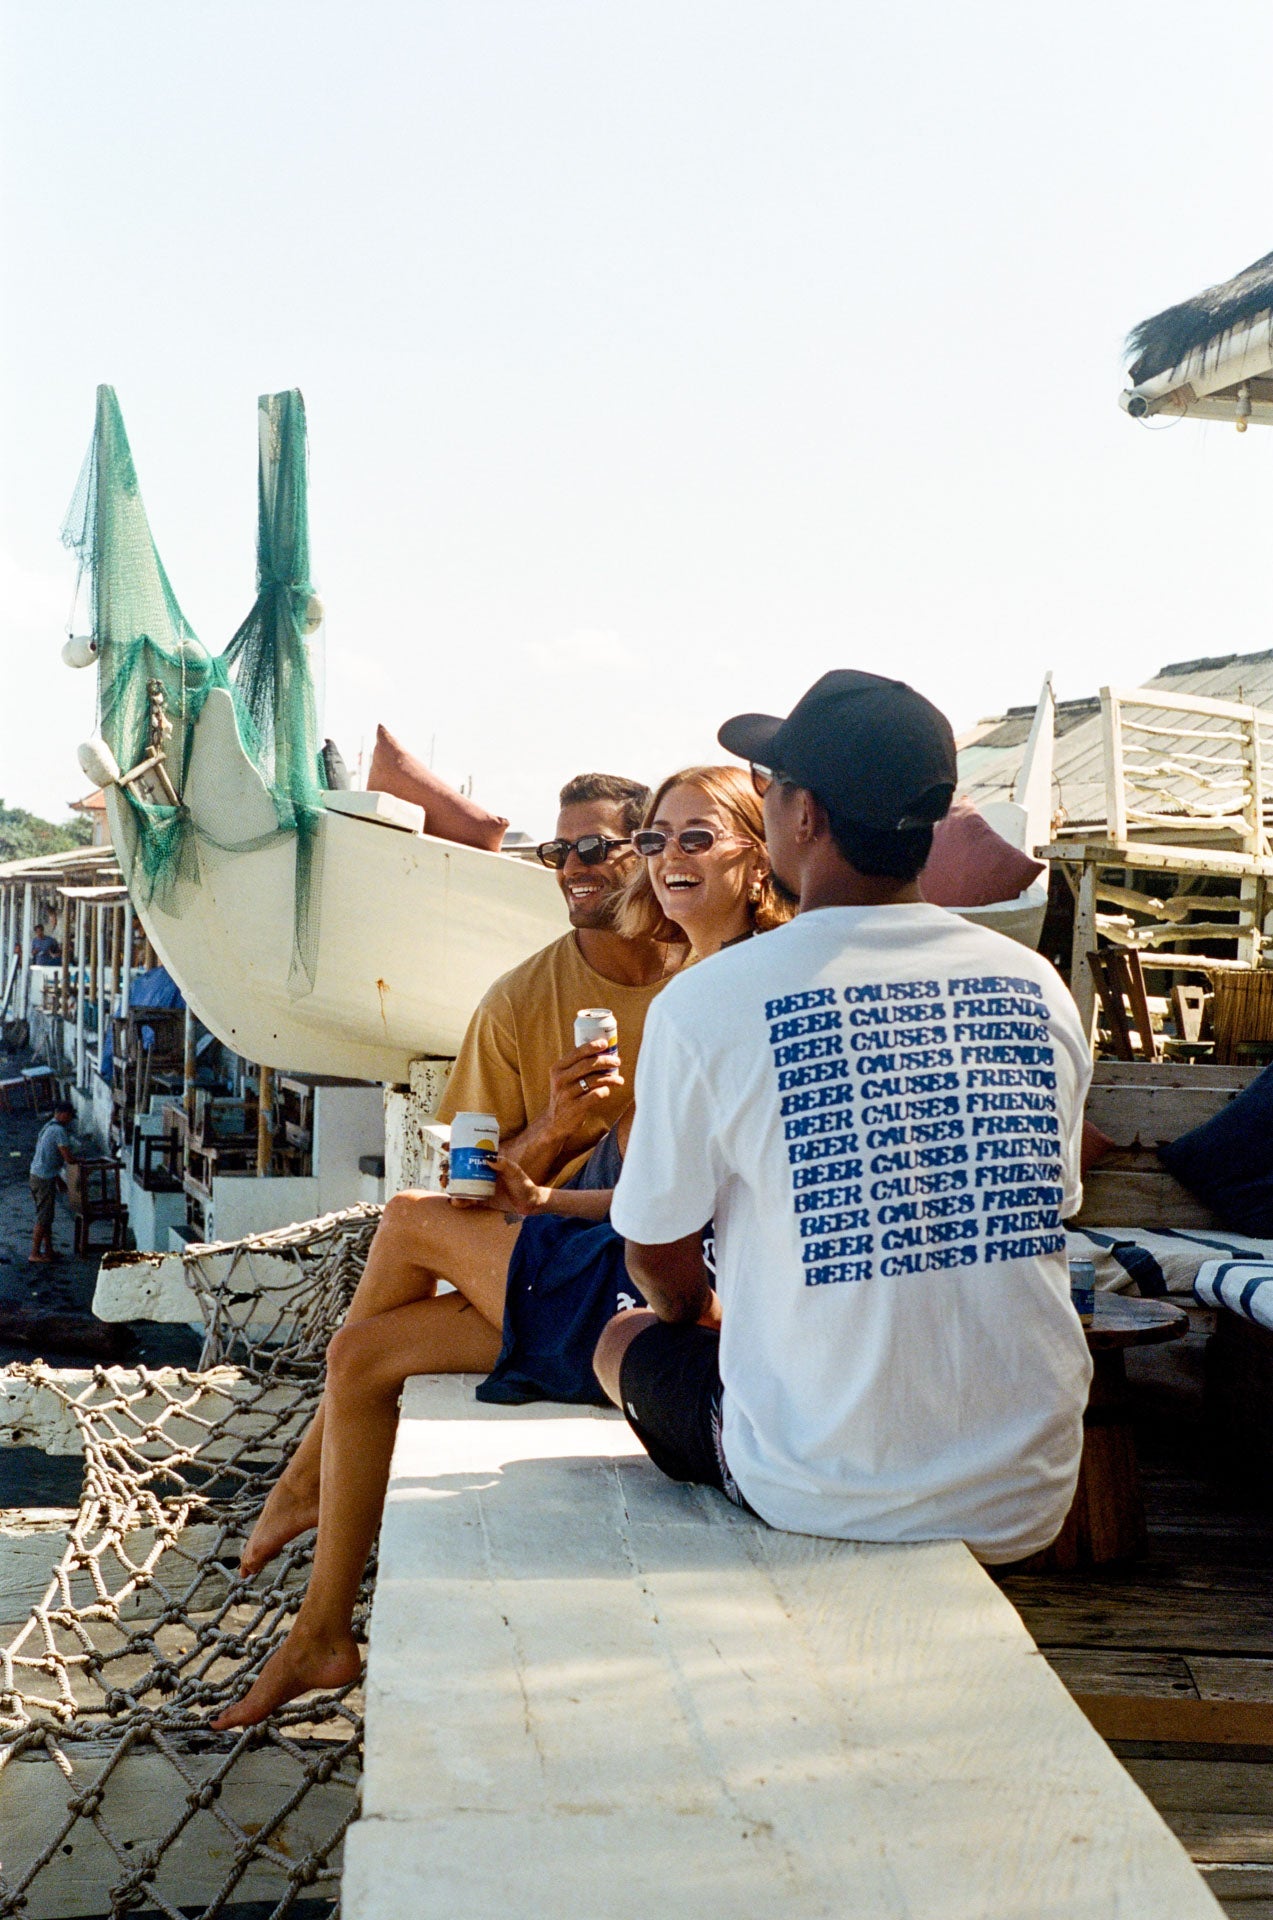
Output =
[{"x1": 4, "y1": 2, "x2": 1273, "y2": 839}]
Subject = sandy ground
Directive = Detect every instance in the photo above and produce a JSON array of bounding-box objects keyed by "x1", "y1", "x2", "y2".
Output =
[{"x1": 0, "y1": 1046, "x2": 201, "y2": 1507}]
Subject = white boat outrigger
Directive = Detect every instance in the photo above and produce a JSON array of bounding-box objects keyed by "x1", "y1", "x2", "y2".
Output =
[
  {"x1": 102, "y1": 697, "x2": 566, "y2": 1084},
  {"x1": 65, "y1": 387, "x2": 566, "y2": 1084},
  {"x1": 952, "y1": 672, "x2": 1054, "y2": 949}
]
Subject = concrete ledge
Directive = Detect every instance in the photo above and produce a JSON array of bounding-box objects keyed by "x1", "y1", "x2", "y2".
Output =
[
  {"x1": 0, "y1": 1366, "x2": 308, "y2": 1457},
  {"x1": 342, "y1": 1375, "x2": 1221, "y2": 1920},
  {"x1": 93, "y1": 1248, "x2": 302, "y2": 1326}
]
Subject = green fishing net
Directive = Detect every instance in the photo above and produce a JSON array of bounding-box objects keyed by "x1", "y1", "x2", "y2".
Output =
[{"x1": 60, "y1": 386, "x2": 327, "y2": 993}]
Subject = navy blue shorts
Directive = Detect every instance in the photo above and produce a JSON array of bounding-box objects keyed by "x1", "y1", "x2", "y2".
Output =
[{"x1": 617, "y1": 1322, "x2": 751, "y2": 1511}]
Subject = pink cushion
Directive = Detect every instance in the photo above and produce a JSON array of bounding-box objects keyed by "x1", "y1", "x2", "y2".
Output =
[
  {"x1": 1081, "y1": 1119, "x2": 1117, "y2": 1173},
  {"x1": 367, "y1": 725, "x2": 509, "y2": 852},
  {"x1": 920, "y1": 798, "x2": 1045, "y2": 909}
]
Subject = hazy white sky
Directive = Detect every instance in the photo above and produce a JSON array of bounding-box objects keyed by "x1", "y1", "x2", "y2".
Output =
[{"x1": 4, "y1": 2, "x2": 1273, "y2": 837}]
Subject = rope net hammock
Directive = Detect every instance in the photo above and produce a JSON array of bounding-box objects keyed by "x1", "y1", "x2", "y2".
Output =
[{"x1": 0, "y1": 1203, "x2": 381, "y2": 1919}]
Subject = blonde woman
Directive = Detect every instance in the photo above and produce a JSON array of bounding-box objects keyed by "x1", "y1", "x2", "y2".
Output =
[{"x1": 215, "y1": 766, "x2": 789, "y2": 1730}]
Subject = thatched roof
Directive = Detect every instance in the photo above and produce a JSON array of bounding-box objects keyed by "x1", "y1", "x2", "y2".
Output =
[{"x1": 1126, "y1": 249, "x2": 1273, "y2": 385}]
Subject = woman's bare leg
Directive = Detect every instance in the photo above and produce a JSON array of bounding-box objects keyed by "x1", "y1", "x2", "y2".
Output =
[
  {"x1": 213, "y1": 1289, "x2": 504, "y2": 1728},
  {"x1": 239, "y1": 1197, "x2": 518, "y2": 1576}
]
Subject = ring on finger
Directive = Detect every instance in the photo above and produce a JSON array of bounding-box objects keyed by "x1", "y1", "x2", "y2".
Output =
[{"x1": 578, "y1": 1075, "x2": 589, "y2": 1090}]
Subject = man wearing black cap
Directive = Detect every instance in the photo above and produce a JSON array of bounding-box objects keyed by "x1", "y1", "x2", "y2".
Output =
[{"x1": 596, "y1": 671, "x2": 1093, "y2": 1564}]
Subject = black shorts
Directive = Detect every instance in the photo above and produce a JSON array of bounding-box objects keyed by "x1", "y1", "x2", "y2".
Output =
[{"x1": 617, "y1": 1322, "x2": 752, "y2": 1511}]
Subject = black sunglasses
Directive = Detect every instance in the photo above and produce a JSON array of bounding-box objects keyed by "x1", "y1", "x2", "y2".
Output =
[
  {"x1": 536, "y1": 834, "x2": 632, "y2": 870},
  {"x1": 632, "y1": 826, "x2": 739, "y2": 857},
  {"x1": 750, "y1": 763, "x2": 785, "y2": 798}
]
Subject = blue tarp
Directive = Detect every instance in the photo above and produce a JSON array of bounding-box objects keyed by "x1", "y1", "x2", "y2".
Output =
[{"x1": 99, "y1": 967, "x2": 186, "y2": 1084}]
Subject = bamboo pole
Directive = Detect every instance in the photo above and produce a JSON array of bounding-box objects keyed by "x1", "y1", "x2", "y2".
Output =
[
  {"x1": 95, "y1": 904, "x2": 107, "y2": 1077},
  {"x1": 74, "y1": 901, "x2": 86, "y2": 1087},
  {"x1": 18, "y1": 884, "x2": 33, "y2": 1022},
  {"x1": 256, "y1": 1065, "x2": 273, "y2": 1177},
  {"x1": 120, "y1": 901, "x2": 134, "y2": 1018},
  {"x1": 183, "y1": 1007, "x2": 196, "y2": 1134},
  {"x1": 109, "y1": 905, "x2": 122, "y2": 1020},
  {"x1": 59, "y1": 901, "x2": 70, "y2": 1030}
]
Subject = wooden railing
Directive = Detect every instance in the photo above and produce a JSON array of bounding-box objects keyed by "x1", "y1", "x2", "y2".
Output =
[{"x1": 1101, "y1": 685, "x2": 1271, "y2": 857}]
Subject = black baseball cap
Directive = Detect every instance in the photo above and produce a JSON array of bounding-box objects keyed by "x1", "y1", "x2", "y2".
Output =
[{"x1": 717, "y1": 670, "x2": 958, "y2": 831}]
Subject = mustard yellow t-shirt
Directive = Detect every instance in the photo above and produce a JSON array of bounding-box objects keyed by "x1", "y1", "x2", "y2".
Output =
[{"x1": 436, "y1": 933, "x2": 674, "y2": 1178}]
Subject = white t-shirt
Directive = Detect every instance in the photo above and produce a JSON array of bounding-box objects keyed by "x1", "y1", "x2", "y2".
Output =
[{"x1": 610, "y1": 904, "x2": 1094, "y2": 1562}]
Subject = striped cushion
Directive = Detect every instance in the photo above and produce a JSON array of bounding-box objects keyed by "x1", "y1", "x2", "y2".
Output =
[
  {"x1": 1194, "y1": 1260, "x2": 1273, "y2": 1333},
  {"x1": 1066, "y1": 1225, "x2": 1273, "y2": 1298}
]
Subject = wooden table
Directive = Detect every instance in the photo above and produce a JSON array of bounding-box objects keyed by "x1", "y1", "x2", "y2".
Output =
[{"x1": 1042, "y1": 1294, "x2": 1188, "y2": 1570}]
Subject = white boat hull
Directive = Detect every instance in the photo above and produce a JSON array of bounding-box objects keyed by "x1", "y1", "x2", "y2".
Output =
[
  {"x1": 106, "y1": 691, "x2": 568, "y2": 1083},
  {"x1": 954, "y1": 882, "x2": 1049, "y2": 949}
]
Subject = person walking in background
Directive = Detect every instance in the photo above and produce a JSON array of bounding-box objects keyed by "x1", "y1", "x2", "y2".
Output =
[
  {"x1": 30, "y1": 923, "x2": 61, "y2": 966},
  {"x1": 29, "y1": 1099, "x2": 76, "y2": 1265}
]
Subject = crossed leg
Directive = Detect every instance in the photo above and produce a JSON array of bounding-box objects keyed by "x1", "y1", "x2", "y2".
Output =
[
  {"x1": 212, "y1": 1279, "x2": 510, "y2": 1729},
  {"x1": 238, "y1": 1191, "x2": 516, "y2": 1578}
]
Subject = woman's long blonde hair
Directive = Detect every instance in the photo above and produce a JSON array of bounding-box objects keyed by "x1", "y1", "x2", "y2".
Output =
[{"x1": 617, "y1": 764, "x2": 795, "y2": 945}]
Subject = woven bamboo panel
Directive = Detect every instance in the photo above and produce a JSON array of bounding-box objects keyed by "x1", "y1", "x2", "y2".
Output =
[{"x1": 1211, "y1": 969, "x2": 1273, "y2": 1064}]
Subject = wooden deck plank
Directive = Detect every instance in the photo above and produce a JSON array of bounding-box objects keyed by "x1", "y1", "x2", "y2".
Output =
[
  {"x1": 1076, "y1": 1696, "x2": 1273, "y2": 1746},
  {"x1": 1190, "y1": 1660, "x2": 1273, "y2": 1703},
  {"x1": 999, "y1": 1571, "x2": 1273, "y2": 1657},
  {"x1": 342, "y1": 1375, "x2": 1221, "y2": 1920},
  {"x1": 1046, "y1": 1649, "x2": 1200, "y2": 1696}
]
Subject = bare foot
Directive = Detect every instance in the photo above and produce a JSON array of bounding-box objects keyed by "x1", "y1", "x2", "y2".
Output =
[
  {"x1": 239, "y1": 1476, "x2": 320, "y2": 1579},
  {"x1": 210, "y1": 1624, "x2": 361, "y2": 1730}
]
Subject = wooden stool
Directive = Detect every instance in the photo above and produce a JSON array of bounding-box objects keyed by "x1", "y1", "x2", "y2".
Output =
[
  {"x1": 65, "y1": 1159, "x2": 129, "y2": 1257},
  {"x1": 0, "y1": 1078, "x2": 31, "y2": 1114},
  {"x1": 1033, "y1": 1295, "x2": 1188, "y2": 1569},
  {"x1": 1088, "y1": 949, "x2": 1157, "y2": 1061},
  {"x1": 22, "y1": 1068, "x2": 55, "y2": 1114}
]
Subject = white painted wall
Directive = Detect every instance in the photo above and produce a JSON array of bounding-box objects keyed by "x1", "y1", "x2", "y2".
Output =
[
  {"x1": 383, "y1": 1058, "x2": 452, "y2": 1196},
  {"x1": 207, "y1": 1175, "x2": 320, "y2": 1244},
  {"x1": 314, "y1": 1083, "x2": 386, "y2": 1215}
]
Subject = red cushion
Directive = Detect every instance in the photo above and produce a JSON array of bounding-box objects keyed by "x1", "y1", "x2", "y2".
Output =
[
  {"x1": 920, "y1": 798, "x2": 1045, "y2": 909},
  {"x1": 367, "y1": 725, "x2": 509, "y2": 852}
]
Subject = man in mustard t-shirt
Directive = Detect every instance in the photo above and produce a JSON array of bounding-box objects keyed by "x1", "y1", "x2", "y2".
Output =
[{"x1": 437, "y1": 772, "x2": 681, "y2": 1183}]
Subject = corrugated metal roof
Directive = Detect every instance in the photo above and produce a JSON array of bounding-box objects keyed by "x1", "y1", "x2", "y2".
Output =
[{"x1": 959, "y1": 650, "x2": 1273, "y2": 832}]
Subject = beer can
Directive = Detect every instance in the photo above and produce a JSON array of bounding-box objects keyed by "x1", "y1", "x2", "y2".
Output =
[
  {"x1": 448, "y1": 1111, "x2": 499, "y2": 1197},
  {"x1": 1069, "y1": 1258, "x2": 1096, "y2": 1328},
  {"x1": 574, "y1": 1007, "x2": 618, "y2": 1051}
]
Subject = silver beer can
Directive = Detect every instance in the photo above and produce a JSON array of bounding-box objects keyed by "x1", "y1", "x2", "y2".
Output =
[
  {"x1": 448, "y1": 1111, "x2": 499, "y2": 1197},
  {"x1": 574, "y1": 1007, "x2": 618, "y2": 1051}
]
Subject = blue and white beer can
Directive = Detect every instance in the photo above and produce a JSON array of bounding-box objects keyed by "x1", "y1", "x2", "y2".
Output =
[
  {"x1": 449, "y1": 1111, "x2": 499, "y2": 1197},
  {"x1": 1069, "y1": 1258, "x2": 1096, "y2": 1327}
]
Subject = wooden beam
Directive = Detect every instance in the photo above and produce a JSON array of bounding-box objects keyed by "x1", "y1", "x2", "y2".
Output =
[
  {"x1": 1072, "y1": 863, "x2": 1098, "y2": 1045},
  {"x1": 1074, "y1": 1692, "x2": 1273, "y2": 1747},
  {"x1": 257, "y1": 1064, "x2": 273, "y2": 1177},
  {"x1": 1046, "y1": 840, "x2": 1273, "y2": 880}
]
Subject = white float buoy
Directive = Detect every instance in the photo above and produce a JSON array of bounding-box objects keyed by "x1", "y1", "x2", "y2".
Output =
[
  {"x1": 78, "y1": 736, "x2": 122, "y2": 788},
  {"x1": 62, "y1": 634, "x2": 99, "y2": 669},
  {"x1": 302, "y1": 593, "x2": 324, "y2": 635}
]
